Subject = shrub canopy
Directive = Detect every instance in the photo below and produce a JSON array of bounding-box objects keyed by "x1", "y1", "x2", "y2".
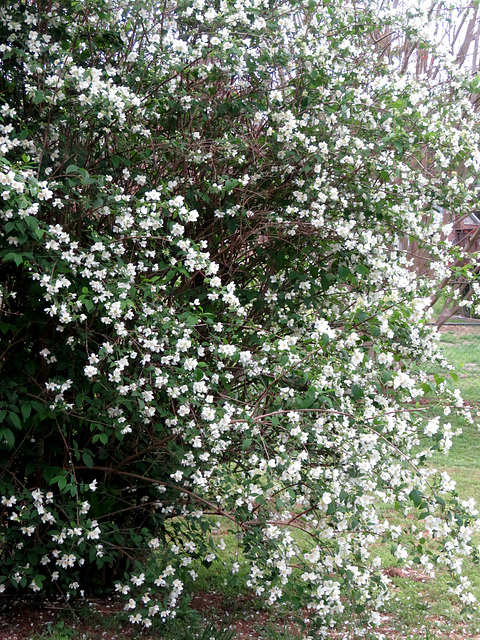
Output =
[{"x1": 1, "y1": 0, "x2": 480, "y2": 633}]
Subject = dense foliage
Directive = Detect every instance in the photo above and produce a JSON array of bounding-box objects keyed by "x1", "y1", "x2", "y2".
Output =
[{"x1": 2, "y1": 0, "x2": 480, "y2": 634}]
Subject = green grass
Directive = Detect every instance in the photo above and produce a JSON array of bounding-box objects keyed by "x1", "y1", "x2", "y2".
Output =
[{"x1": 436, "y1": 327, "x2": 480, "y2": 401}]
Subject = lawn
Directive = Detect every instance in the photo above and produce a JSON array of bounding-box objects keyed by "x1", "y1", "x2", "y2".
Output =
[
  {"x1": 3, "y1": 327, "x2": 480, "y2": 640},
  {"x1": 436, "y1": 325, "x2": 480, "y2": 400}
]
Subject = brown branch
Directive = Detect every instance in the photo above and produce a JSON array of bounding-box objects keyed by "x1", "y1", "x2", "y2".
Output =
[{"x1": 73, "y1": 465, "x2": 241, "y2": 527}]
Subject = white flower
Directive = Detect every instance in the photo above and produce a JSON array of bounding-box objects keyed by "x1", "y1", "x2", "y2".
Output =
[
  {"x1": 80, "y1": 501, "x2": 90, "y2": 514},
  {"x1": 378, "y1": 352, "x2": 393, "y2": 365},
  {"x1": 172, "y1": 39, "x2": 188, "y2": 54},
  {"x1": 371, "y1": 611, "x2": 381, "y2": 626},
  {"x1": 424, "y1": 419, "x2": 439, "y2": 437},
  {"x1": 129, "y1": 613, "x2": 143, "y2": 624},
  {"x1": 315, "y1": 318, "x2": 336, "y2": 338},
  {"x1": 30, "y1": 580, "x2": 41, "y2": 592},
  {"x1": 178, "y1": 404, "x2": 190, "y2": 417},
  {"x1": 218, "y1": 344, "x2": 236, "y2": 357},
  {"x1": 351, "y1": 349, "x2": 364, "y2": 367},
  {"x1": 131, "y1": 573, "x2": 145, "y2": 586},
  {"x1": 393, "y1": 371, "x2": 414, "y2": 390},
  {"x1": 394, "y1": 545, "x2": 408, "y2": 560},
  {"x1": 171, "y1": 223, "x2": 184, "y2": 236},
  {"x1": 87, "y1": 526, "x2": 101, "y2": 540},
  {"x1": 185, "y1": 209, "x2": 199, "y2": 222},
  {"x1": 183, "y1": 358, "x2": 197, "y2": 371},
  {"x1": 115, "y1": 583, "x2": 130, "y2": 594},
  {"x1": 176, "y1": 338, "x2": 191, "y2": 352},
  {"x1": 201, "y1": 406, "x2": 215, "y2": 421}
]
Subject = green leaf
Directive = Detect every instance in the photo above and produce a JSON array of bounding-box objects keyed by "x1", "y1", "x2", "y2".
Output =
[
  {"x1": 50, "y1": 475, "x2": 67, "y2": 490},
  {"x1": 356, "y1": 264, "x2": 369, "y2": 276},
  {"x1": 0, "y1": 428, "x2": 15, "y2": 448},
  {"x1": 224, "y1": 179, "x2": 239, "y2": 192},
  {"x1": 82, "y1": 451, "x2": 94, "y2": 468},
  {"x1": 164, "y1": 270, "x2": 178, "y2": 283},
  {"x1": 420, "y1": 382, "x2": 433, "y2": 394},
  {"x1": 21, "y1": 404, "x2": 32, "y2": 420},
  {"x1": 409, "y1": 489, "x2": 423, "y2": 507},
  {"x1": 9, "y1": 411, "x2": 21, "y2": 430},
  {"x1": 3, "y1": 253, "x2": 22, "y2": 267},
  {"x1": 24, "y1": 216, "x2": 38, "y2": 231},
  {"x1": 356, "y1": 310, "x2": 368, "y2": 323},
  {"x1": 300, "y1": 388, "x2": 316, "y2": 409},
  {"x1": 34, "y1": 90, "x2": 45, "y2": 104},
  {"x1": 351, "y1": 384, "x2": 363, "y2": 400},
  {"x1": 381, "y1": 370, "x2": 392, "y2": 383}
]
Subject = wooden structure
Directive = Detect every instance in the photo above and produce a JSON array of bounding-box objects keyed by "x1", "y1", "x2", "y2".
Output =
[{"x1": 450, "y1": 212, "x2": 480, "y2": 251}]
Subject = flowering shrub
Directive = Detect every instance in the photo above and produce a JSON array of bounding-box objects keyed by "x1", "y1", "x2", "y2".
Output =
[{"x1": 1, "y1": 0, "x2": 480, "y2": 634}]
